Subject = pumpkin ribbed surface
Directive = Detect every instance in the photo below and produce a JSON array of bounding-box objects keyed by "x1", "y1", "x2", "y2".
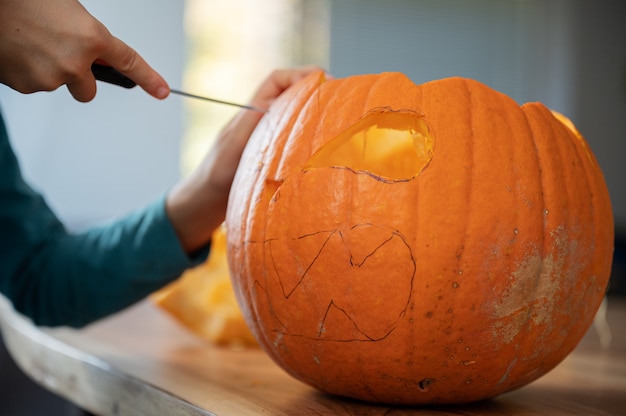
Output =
[{"x1": 225, "y1": 72, "x2": 614, "y2": 404}]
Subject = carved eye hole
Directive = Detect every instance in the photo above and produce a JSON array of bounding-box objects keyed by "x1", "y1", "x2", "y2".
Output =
[{"x1": 306, "y1": 111, "x2": 434, "y2": 181}]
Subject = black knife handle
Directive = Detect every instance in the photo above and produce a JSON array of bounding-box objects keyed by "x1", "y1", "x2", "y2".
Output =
[{"x1": 91, "y1": 63, "x2": 137, "y2": 89}]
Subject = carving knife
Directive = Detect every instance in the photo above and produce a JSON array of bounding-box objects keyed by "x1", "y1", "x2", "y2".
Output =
[{"x1": 91, "y1": 63, "x2": 267, "y2": 113}]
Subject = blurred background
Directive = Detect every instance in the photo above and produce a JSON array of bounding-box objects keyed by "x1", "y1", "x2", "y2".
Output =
[{"x1": 0, "y1": 0, "x2": 624, "y2": 414}]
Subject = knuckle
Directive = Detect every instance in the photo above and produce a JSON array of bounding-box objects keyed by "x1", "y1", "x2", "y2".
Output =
[
  {"x1": 115, "y1": 48, "x2": 140, "y2": 73},
  {"x1": 57, "y1": 59, "x2": 85, "y2": 83},
  {"x1": 85, "y1": 20, "x2": 111, "y2": 52}
]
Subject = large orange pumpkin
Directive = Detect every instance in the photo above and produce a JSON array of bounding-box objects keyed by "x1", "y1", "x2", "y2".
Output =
[{"x1": 225, "y1": 72, "x2": 614, "y2": 404}]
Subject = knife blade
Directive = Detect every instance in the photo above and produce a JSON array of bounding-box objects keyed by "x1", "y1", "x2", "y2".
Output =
[{"x1": 91, "y1": 63, "x2": 267, "y2": 113}]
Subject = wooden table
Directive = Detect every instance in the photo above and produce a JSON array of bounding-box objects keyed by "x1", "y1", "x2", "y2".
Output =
[{"x1": 1, "y1": 295, "x2": 625, "y2": 416}]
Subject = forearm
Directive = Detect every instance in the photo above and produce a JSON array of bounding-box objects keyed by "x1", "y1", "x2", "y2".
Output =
[
  {"x1": 0, "y1": 66, "x2": 322, "y2": 327},
  {"x1": 4, "y1": 196, "x2": 207, "y2": 327},
  {"x1": 166, "y1": 109, "x2": 264, "y2": 253}
]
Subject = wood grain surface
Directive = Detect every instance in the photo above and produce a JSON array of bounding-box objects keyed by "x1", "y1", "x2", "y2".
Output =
[{"x1": 1, "y1": 295, "x2": 624, "y2": 416}]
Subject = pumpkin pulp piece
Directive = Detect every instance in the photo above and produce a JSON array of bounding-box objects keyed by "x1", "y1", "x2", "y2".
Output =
[{"x1": 151, "y1": 227, "x2": 257, "y2": 347}]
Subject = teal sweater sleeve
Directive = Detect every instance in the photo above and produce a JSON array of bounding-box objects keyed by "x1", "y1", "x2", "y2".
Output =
[{"x1": 0, "y1": 111, "x2": 209, "y2": 327}]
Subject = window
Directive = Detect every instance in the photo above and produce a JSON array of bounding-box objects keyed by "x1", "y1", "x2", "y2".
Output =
[{"x1": 181, "y1": 0, "x2": 329, "y2": 175}]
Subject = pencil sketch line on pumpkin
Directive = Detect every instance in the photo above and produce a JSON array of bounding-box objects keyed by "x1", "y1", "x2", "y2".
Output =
[
  {"x1": 313, "y1": 227, "x2": 415, "y2": 341},
  {"x1": 344, "y1": 225, "x2": 418, "y2": 317},
  {"x1": 303, "y1": 226, "x2": 416, "y2": 323},
  {"x1": 349, "y1": 233, "x2": 395, "y2": 267},
  {"x1": 294, "y1": 229, "x2": 339, "y2": 240},
  {"x1": 287, "y1": 226, "x2": 401, "y2": 289},
  {"x1": 318, "y1": 299, "x2": 382, "y2": 341},
  {"x1": 252, "y1": 279, "x2": 288, "y2": 332},
  {"x1": 269, "y1": 230, "x2": 337, "y2": 299},
  {"x1": 268, "y1": 328, "x2": 397, "y2": 343},
  {"x1": 260, "y1": 225, "x2": 416, "y2": 341},
  {"x1": 391, "y1": 229, "x2": 417, "y2": 317}
]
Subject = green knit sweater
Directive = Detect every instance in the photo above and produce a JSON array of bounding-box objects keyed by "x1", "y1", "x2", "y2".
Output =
[{"x1": 0, "y1": 110, "x2": 208, "y2": 327}]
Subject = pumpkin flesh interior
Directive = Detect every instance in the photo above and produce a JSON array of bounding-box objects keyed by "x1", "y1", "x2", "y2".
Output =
[{"x1": 307, "y1": 111, "x2": 433, "y2": 181}]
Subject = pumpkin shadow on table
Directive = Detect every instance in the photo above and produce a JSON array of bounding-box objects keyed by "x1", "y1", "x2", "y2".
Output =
[
  {"x1": 295, "y1": 379, "x2": 626, "y2": 415},
  {"x1": 292, "y1": 389, "x2": 511, "y2": 415}
]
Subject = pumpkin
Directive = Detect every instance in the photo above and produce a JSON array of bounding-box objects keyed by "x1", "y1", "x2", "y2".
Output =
[
  {"x1": 152, "y1": 226, "x2": 256, "y2": 347},
  {"x1": 225, "y1": 72, "x2": 614, "y2": 404}
]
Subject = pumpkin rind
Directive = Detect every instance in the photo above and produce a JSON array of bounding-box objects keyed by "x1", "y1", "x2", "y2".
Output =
[{"x1": 225, "y1": 72, "x2": 614, "y2": 404}]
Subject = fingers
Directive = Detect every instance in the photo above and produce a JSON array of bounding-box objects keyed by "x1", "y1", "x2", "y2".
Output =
[
  {"x1": 250, "y1": 65, "x2": 325, "y2": 108},
  {"x1": 0, "y1": 0, "x2": 169, "y2": 101},
  {"x1": 214, "y1": 66, "x2": 329, "y2": 172},
  {"x1": 66, "y1": 66, "x2": 98, "y2": 102},
  {"x1": 227, "y1": 66, "x2": 327, "y2": 144},
  {"x1": 99, "y1": 36, "x2": 170, "y2": 100},
  {"x1": 271, "y1": 65, "x2": 326, "y2": 92}
]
